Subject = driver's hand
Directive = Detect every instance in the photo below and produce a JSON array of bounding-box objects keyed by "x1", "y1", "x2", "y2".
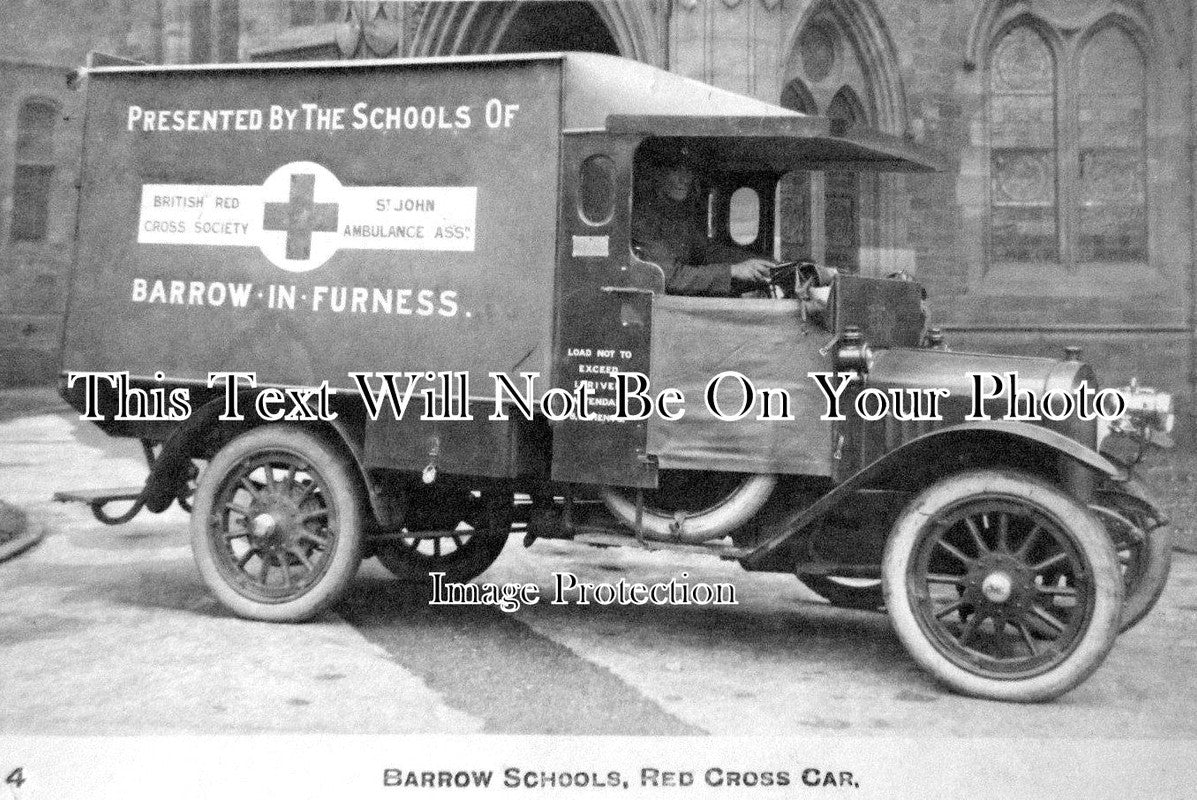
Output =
[{"x1": 730, "y1": 258, "x2": 774, "y2": 285}]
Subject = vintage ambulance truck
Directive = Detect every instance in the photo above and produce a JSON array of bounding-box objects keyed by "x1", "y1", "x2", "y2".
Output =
[{"x1": 59, "y1": 51, "x2": 1173, "y2": 702}]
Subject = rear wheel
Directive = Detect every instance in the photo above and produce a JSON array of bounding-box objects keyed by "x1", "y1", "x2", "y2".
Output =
[
  {"x1": 1090, "y1": 493, "x2": 1171, "y2": 632},
  {"x1": 190, "y1": 425, "x2": 364, "y2": 622},
  {"x1": 883, "y1": 469, "x2": 1121, "y2": 702},
  {"x1": 374, "y1": 485, "x2": 510, "y2": 584}
]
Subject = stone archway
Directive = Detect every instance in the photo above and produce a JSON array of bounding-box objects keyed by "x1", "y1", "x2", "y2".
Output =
[
  {"x1": 824, "y1": 86, "x2": 868, "y2": 274},
  {"x1": 494, "y1": 2, "x2": 617, "y2": 54},
  {"x1": 782, "y1": 0, "x2": 908, "y2": 137},
  {"x1": 408, "y1": 1, "x2": 657, "y2": 63},
  {"x1": 779, "y1": 0, "x2": 909, "y2": 277}
]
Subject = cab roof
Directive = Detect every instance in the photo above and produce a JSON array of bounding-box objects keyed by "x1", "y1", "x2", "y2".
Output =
[
  {"x1": 559, "y1": 52, "x2": 808, "y2": 130},
  {"x1": 560, "y1": 53, "x2": 943, "y2": 173}
]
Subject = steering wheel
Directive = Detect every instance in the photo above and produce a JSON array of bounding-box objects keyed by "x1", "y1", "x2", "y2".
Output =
[
  {"x1": 739, "y1": 260, "x2": 801, "y2": 299},
  {"x1": 770, "y1": 260, "x2": 831, "y2": 301}
]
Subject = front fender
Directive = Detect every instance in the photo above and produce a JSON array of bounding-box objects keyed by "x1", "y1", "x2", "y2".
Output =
[
  {"x1": 742, "y1": 420, "x2": 1126, "y2": 570},
  {"x1": 921, "y1": 420, "x2": 1124, "y2": 480}
]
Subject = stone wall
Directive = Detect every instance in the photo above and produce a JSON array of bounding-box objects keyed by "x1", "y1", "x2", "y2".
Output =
[
  {"x1": 662, "y1": 0, "x2": 1196, "y2": 416},
  {"x1": 0, "y1": 0, "x2": 168, "y2": 384}
]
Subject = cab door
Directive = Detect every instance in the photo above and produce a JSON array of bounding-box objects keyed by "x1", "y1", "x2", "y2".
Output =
[{"x1": 549, "y1": 134, "x2": 659, "y2": 487}]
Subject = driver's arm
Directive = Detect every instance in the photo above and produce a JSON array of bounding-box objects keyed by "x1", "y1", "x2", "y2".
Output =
[
  {"x1": 700, "y1": 241, "x2": 774, "y2": 292},
  {"x1": 665, "y1": 262, "x2": 734, "y2": 296},
  {"x1": 651, "y1": 250, "x2": 770, "y2": 296},
  {"x1": 632, "y1": 218, "x2": 735, "y2": 297},
  {"x1": 632, "y1": 217, "x2": 770, "y2": 297},
  {"x1": 643, "y1": 240, "x2": 733, "y2": 295}
]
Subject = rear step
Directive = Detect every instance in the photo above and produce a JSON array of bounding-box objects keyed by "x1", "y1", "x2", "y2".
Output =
[{"x1": 52, "y1": 435, "x2": 197, "y2": 525}]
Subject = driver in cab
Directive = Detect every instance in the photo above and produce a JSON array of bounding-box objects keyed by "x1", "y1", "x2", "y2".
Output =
[{"x1": 632, "y1": 161, "x2": 777, "y2": 297}]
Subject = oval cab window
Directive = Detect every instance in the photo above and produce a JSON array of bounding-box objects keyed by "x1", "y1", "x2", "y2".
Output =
[
  {"x1": 729, "y1": 186, "x2": 759, "y2": 245},
  {"x1": 578, "y1": 155, "x2": 615, "y2": 226}
]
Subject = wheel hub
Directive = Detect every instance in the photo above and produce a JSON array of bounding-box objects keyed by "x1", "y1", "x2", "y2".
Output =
[
  {"x1": 965, "y1": 554, "x2": 1034, "y2": 611},
  {"x1": 249, "y1": 488, "x2": 304, "y2": 549},
  {"x1": 981, "y1": 571, "x2": 1014, "y2": 603},
  {"x1": 251, "y1": 512, "x2": 278, "y2": 537}
]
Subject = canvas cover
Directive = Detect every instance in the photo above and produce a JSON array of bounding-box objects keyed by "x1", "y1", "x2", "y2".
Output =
[{"x1": 647, "y1": 296, "x2": 833, "y2": 476}]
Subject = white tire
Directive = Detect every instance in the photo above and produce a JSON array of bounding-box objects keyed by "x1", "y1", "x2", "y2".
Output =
[
  {"x1": 191, "y1": 425, "x2": 364, "y2": 622},
  {"x1": 883, "y1": 469, "x2": 1122, "y2": 702}
]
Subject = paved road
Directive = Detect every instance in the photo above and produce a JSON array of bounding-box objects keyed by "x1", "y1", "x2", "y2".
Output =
[{"x1": 3, "y1": 392, "x2": 1197, "y2": 737}]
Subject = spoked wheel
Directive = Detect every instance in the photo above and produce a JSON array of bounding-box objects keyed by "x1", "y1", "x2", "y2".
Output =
[
  {"x1": 883, "y1": 469, "x2": 1121, "y2": 702},
  {"x1": 374, "y1": 485, "x2": 510, "y2": 584},
  {"x1": 191, "y1": 425, "x2": 364, "y2": 622},
  {"x1": 799, "y1": 575, "x2": 885, "y2": 611},
  {"x1": 1090, "y1": 492, "x2": 1172, "y2": 632}
]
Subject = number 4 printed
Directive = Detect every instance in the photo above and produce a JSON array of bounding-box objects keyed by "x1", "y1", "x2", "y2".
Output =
[{"x1": 5, "y1": 768, "x2": 24, "y2": 794}]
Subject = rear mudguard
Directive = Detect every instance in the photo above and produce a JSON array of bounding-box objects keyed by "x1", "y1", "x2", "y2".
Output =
[
  {"x1": 136, "y1": 393, "x2": 394, "y2": 526},
  {"x1": 741, "y1": 420, "x2": 1146, "y2": 571},
  {"x1": 139, "y1": 399, "x2": 226, "y2": 513}
]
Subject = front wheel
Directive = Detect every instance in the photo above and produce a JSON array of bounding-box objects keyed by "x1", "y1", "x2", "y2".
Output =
[
  {"x1": 883, "y1": 469, "x2": 1122, "y2": 702},
  {"x1": 190, "y1": 425, "x2": 364, "y2": 622}
]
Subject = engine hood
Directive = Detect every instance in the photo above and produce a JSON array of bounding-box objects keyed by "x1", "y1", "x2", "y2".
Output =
[
  {"x1": 867, "y1": 347, "x2": 1093, "y2": 398},
  {"x1": 864, "y1": 347, "x2": 1098, "y2": 442}
]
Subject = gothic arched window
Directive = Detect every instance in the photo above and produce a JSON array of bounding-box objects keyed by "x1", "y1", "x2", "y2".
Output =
[
  {"x1": 988, "y1": 25, "x2": 1057, "y2": 264},
  {"x1": 986, "y1": 17, "x2": 1149, "y2": 269},
  {"x1": 778, "y1": 9, "x2": 883, "y2": 275},
  {"x1": 825, "y1": 87, "x2": 865, "y2": 273},
  {"x1": 777, "y1": 78, "x2": 815, "y2": 262},
  {"x1": 1077, "y1": 25, "x2": 1147, "y2": 263},
  {"x1": 10, "y1": 99, "x2": 57, "y2": 243}
]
